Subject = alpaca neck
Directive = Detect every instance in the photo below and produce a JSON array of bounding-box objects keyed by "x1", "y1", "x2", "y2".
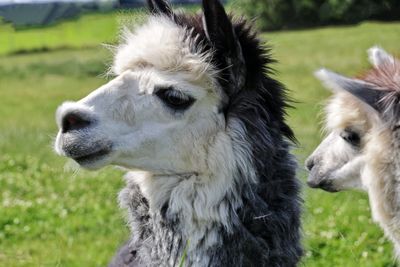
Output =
[
  {"x1": 129, "y1": 170, "x2": 241, "y2": 240},
  {"x1": 119, "y1": 126, "x2": 260, "y2": 265},
  {"x1": 117, "y1": 126, "x2": 302, "y2": 266},
  {"x1": 365, "y1": 130, "x2": 400, "y2": 252},
  {"x1": 368, "y1": 165, "x2": 400, "y2": 254},
  {"x1": 119, "y1": 170, "x2": 244, "y2": 266},
  {"x1": 126, "y1": 128, "x2": 254, "y2": 244}
]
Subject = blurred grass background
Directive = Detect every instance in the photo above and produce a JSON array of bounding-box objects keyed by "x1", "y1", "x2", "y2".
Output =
[{"x1": 1, "y1": 6, "x2": 400, "y2": 267}]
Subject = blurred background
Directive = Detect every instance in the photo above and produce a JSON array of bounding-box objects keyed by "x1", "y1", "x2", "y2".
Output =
[{"x1": 0, "y1": 0, "x2": 399, "y2": 266}]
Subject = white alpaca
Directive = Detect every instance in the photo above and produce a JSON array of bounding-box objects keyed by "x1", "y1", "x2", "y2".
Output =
[
  {"x1": 306, "y1": 46, "x2": 400, "y2": 256},
  {"x1": 54, "y1": 0, "x2": 302, "y2": 266}
]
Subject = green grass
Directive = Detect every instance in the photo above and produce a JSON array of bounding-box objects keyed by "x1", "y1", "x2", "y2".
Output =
[
  {"x1": 1, "y1": 9, "x2": 400, "y2": 267},
  {"x1": 0, "y1": 8, "x2": 153, "y2": 56},
  {"x1": 0, "y1": 47, "x2": 127, "y2": 266},
  {"x1": 0, "y1": 5, "x2": 198, "y2": 56}
]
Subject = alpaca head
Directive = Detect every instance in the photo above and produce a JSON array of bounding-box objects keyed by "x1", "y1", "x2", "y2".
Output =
[
  {"x1": 306, "y1": 46, "x2": 400, "y2": 192},
  {"x1": 54, "y1": 0, "x2": 247, "y2": 175},
  {"x1": 306, "y1": 91, "x2": 372, "y2": 192}
]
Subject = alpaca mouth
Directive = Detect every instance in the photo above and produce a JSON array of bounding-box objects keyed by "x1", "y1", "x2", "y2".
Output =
[
  {"x1": 307, "y1": 177, "x2": 338, "y2": 193},
  {"x1": 72, "y1": 148, "x2": 112, "y2": 165},
  {"x1": 317, "y1": 180, "x2": 338, "y2": 193}
]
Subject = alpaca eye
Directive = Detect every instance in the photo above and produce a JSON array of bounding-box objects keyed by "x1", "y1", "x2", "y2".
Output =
[
  {"x1": 340, "y1": 130, "x2": 361, "y2": 146},
  {"x1": 155, "y1": 87, "x2": 195, "y2": 111}
]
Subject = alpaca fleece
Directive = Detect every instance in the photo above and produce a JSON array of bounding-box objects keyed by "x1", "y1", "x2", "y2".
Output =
[{"x1": 108, "y1": 6, "x2": 302, "y2": 267}]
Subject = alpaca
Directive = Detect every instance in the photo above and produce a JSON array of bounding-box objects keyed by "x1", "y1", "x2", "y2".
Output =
[
  {"x1": 306, "y1": 46, "x2": 400, "y2": 255},
  {"x1": 305, "y1": 88, "x2": 378, "y2": 192},
  {"x1": 54, "y1": 0, "x2": 302, "y2": 266}
]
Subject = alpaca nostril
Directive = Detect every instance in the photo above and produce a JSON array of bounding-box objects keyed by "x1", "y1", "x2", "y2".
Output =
[
  {"x1": 305, "y1": 158, "x2": 315, "y2": 171},
  {"x1": 62, "y1": 112, "x2": 91, "y2": 133}
]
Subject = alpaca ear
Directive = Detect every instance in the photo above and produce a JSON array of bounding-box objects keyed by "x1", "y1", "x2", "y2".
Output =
[
  {"x1": 147, "y1": 0, "x2": 173, "y2": 16},
  {"x1": 315, "y1": 68, "x2": 387, "y2": 112},
  {"x1": 202, "y1": 0, "x2": 246, "y2": 93},
  {"x1": 368, "y1": 46, "x2": 395, "y2": 68}
]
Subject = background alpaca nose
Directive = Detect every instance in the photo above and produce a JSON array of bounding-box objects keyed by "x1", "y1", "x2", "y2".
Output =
[
  {"x1": 305, "y1": 157, "x2": 315, "y2": 171},
  {"x1": 62, "y1": 112, "x2": 92, "y2": 133}
]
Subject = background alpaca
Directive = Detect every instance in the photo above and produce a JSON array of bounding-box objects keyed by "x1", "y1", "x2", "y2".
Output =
[
  {"x1": 305, "y1": 73, "x2": 382, "y2": 192},
  {"x1": 306, "y1": 46, "x2": 400, "y2": 255},
  {"x1": 306, "y1": 90, "x2": 372, "y2": 192},
  {"x1": 54, "y1": 0, "x2": 302, "y2": 266}
]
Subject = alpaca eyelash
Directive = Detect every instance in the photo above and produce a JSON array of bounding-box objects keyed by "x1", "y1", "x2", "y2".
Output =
[
  {"x1": 340, "y1": 129, "x2": 361, "y2": 146},
  {"x1": 154, "y1": 86, "x2": 195, "y2": 113},
  {"x1": 154, "y1": 86, "x2": 187, "y2": 97},
  {"x1": 167, "y1": 89, "x2": 190, "y2": 100}
]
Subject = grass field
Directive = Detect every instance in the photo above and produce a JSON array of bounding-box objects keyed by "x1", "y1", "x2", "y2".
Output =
[{"x1": 1, "y1": 7, "x2": 400, "y2": 267}]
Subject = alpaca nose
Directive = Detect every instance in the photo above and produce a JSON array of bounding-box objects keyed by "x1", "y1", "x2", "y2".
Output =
[
  {"x1": 305, "y1": 157, "x2": 315, "y2": 171},
  {"x1": 62, "y1": 112, "x2": 92, "y2": 133}
]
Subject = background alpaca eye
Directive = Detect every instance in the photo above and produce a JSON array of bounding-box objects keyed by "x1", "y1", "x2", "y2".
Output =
[
  {"x1": 393, "y1": 124, "x2": 400, "y2": 131},
  {"x1": 340, "y1": 130, "x2": 361, "y2": 146},
  {"x1": 155, "y1": 87, "x2": 195, "y2": 111}
]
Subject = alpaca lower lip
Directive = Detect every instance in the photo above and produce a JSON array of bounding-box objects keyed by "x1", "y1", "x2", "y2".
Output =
[
  {"x1": 312, "y1": 179, "x2": 338, "y2": 193},
  {"x1": 72, "y1": 148, "x2": 111, "y2": 164},
  {"x1": 320, "y1": 184, "x2": 339, "y2": 193}
]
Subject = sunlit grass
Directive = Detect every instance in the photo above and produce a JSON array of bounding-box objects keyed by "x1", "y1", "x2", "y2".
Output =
[
  {"x1": 0, "y1": 9, "x2": 399, "y2": 267},
  {"x1": 0, "y1": 10, "x2": 140, "y2": 56}
]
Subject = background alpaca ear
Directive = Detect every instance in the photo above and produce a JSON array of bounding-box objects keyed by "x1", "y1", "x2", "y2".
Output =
[
  {"x1": 315, "y1": 68, "x2": 386, "y2": 112},
  {"x1": 202, "y1": 0, "x2": 246, "y2": 92},
  {"x1": 147, "y1": 0, "x2": 173, "y2": 16},
  {"x1": 368, "y1": 46, "x2": 395, "y2": 68}
]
